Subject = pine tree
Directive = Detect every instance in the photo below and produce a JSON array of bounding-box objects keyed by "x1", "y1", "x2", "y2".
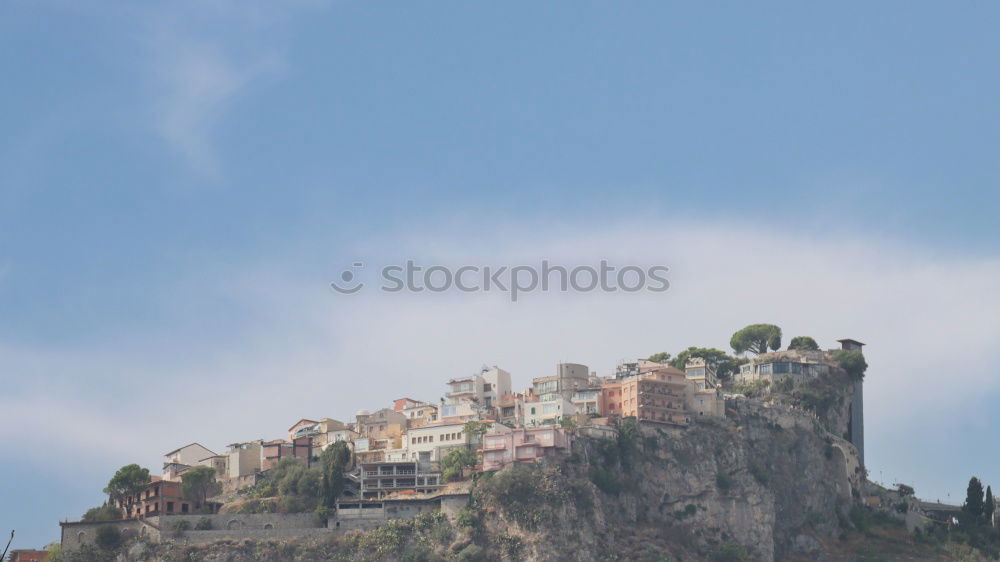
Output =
[{"x1": 964, "y1": 476, "x2": 985, "y2": 520}]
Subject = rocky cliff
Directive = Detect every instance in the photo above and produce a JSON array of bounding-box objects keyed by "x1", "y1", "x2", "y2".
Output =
[
  {"x1": 67, "y1": 373, "x2": 968, "y2": 561},
  {"x1": 467, "y1": 400, "x2": 862, "y2": 561}
]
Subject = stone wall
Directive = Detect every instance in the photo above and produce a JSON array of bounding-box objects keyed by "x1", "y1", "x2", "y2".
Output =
[
  {"x1": 60, "y1": 519, "x2": 147, "y2": 551},
  {"x1": 62, "y1": 499, "x2": 468, "y2": 551},
  {"x1": 172, "y1": 528, "x2": 331, "y2": 545},
  {"x1": 440, "y1": 494, "x2": 470, "y2": 518},
  {"x1": 157, "y1": 512, "x2": 318, "y2": 531}
]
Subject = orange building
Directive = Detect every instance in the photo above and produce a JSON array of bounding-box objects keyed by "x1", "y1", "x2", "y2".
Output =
[{"x1": 602, "y1": 361, "x2": 689, "y2": 425}]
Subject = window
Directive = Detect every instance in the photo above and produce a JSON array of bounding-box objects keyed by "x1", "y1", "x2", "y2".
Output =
[
  {"x1": 167, "y1": 502, "x2": 174, "y2": 512},
  {"x1": 182, "y1": 503, "x2": 189, "y2": 513},
  {"x1": 530, "y1": 407, "x2": 536, "y2": 415},
  {"x1": 536, "y1": 381, "x2": 558, "y2": 394}
]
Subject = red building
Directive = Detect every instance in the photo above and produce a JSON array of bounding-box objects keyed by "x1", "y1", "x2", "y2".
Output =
[
  {"x1": 261, "y1": 436, "x2": 314, "y2": 471},
  {"x1": 115, "y1": 477, "x2": 199, "y2": 519},
  {"x1": 9, "y1": 550, "x2": 50, "y2": 562}
]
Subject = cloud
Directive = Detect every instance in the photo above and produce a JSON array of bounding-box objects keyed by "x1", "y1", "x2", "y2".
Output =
[
  {"x1": 2, "y1": 219, "x2": 998, "y2": 509},
  {"x1": 151, "y1": 40, "x2": 276, "y2": 178},
  {"x1": 142, "y1": 1, "x2": 318, "y2": 178}
]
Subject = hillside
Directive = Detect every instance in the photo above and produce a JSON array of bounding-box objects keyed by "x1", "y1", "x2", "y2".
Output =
[{"x1": 72, "y1": 391, "x2": 980, "y2": 561}]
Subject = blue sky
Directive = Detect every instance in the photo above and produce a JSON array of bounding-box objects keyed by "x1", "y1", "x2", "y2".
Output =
[{"x1": 2, "y1": 1, "x2": 999, "y2": 549}]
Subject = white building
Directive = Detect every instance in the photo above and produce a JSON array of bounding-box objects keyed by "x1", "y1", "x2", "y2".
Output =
[
  {"x1": 444, "y1": 365, "x2": 512, "y2": 418},
  {"x1": 571, "y1": 388, "x2": 602, "y2": 416},
  {"x1": 524, "y1": 396, "x2": 574, "y2": 427},
  {"x1": 163, "y1": 443, "x2": 218, "y2": 481},
  {"x1": 405, "y1": 422, "x2": 472, "y2": 463}
]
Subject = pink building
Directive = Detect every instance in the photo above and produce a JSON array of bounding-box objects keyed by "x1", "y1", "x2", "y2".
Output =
[{"x1": 480, "y1": 427, "x2": 571, "y2": 471}]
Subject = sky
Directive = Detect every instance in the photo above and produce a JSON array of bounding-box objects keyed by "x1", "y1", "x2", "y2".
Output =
[{"x1": 2, "y1": 0, "x2": 1000, "y2": 549}]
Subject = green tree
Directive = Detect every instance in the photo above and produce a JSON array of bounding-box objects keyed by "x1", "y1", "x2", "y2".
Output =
[
  {"x1": 964, "y1": 476, "x2": 985, "y2": 520},
  {"x1": 730, "y1": 324, "x2": 782, "y2": 355},
  {"x1": 787, "y1": 336, "x2": 819, "y2": 351},
  {"x1": 985, "y1": 486, "x2": 995, "y2": 524},
  {"x1": 668, "y1": 347, "x2": 745, "y2": 380},
  {"x1": 180, "y1": 466, "x2": 219, "y2": 507},
  {"x1": 832, "y1": 350, "x2": 868, "y2": 381},
  {"x1": 104, "y1": 464, "x2": 150, "y2": 504},
  {"x1": 81, "y1": 503, "x2": 122, "y2": 522},
  {"x1": 647, "y1": 352, "x2": 671, "y2": 363},
  {"x1": 261, "y1": 457, "x2": 322, "y2": 512},
  {"x1": 440, "y1": 447, "x2": 476, "y2": 481},
  {"x1": 463, "y1": 421, "x2": 491, "y2": 444},
  {"x1": 319, "y1": 441, "x2": 352, "y2": 509}
]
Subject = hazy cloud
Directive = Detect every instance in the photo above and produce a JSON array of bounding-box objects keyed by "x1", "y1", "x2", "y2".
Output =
[
  {"x1": 142, "y1": 1, "x2": 319, "y2": 178},
  {"x1": 1, "y1": 220, "x2": 998, "y2": 503}
]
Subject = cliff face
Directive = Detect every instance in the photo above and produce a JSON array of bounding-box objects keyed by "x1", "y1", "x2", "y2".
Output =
[
  {"x1": 84, "y1": 372, "x2": 938, "y2": 562},
  {"x1": 471, "y1": 399, "x2": 862, "y2": 561}
]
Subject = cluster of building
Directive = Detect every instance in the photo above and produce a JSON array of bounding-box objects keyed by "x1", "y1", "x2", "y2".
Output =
[
  {"x1": 733, "y1": 338, "x2": 866, "y2": 462},
  {"x1": 111, "y1": 358, "x2": 728, "y2": 519}
]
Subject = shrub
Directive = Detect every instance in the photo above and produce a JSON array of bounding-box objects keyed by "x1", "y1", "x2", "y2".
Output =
[
  {"x1": 712, "y1": 542, "x2": 750, "y2": 561},
  {"x1": 313, "y1": 506, "x2": 330, "y2": 527},
  {"x1": 748, "y1": 462, "x2": 770, "y2": 485},
  {"x1": 94, "y1": 525, "x2": 122, "y2": 550},
  {"x1": 475, "y1": 464, "x2": 568, "y2": 530},
  {"x1": 848, "y1": 505, "x2": 873, "y2": 533},
  {"x1": 194, "y1": 516, "x2": 213, "y2": 530},
  {"x1": 589, "y1": 466, "x2": 623, "y2": 494},
  {"x1": 716, "y1": 471, "x2": 734, "y2": 492},
  {"x1": 455, "y1": 506, "x2": 480, "y2": 530},
  {"x1": 675, "y1": 503, "x2": 698, "y2": 519},
  {"x1": 170, "y1": 518, "x2": 190, "y2": 538},
  {"x1": 456, "y1": 544, "x2": 487, "y2": 562},
  {"x1": 496, "y1": 533, "x2": 523, "y2": 559},
  {"x1": 81, "y1": 504, "x2": 122, "y2": 522}
]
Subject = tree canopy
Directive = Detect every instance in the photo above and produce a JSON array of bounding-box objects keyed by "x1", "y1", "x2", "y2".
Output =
[
  {"x1": 440, "y1": 447, "x2": 477, "y2": 481},
  {"x1": 730, "y1": 324, "x2": 782, "y2": 355},
  {"x1": 647, "y1": 352, "x2": 671, "y2": 363},
  {"x1": 81, "y1": 503, "x2": 122, "y2": 522},
  {"x1": 180, "y1": 466, "x2": 219, "y2": 507},
  {"x1": 669, "y1": 347, "x2": 744, "y2": 379},
  {"x1": 463, "y1": 421, "x2": 491, "y2": 443},
  {"x1": 833, "y1": 350, "x2": 868, "y2": 381},
  {"x1": 104, "y1": 464, "x2": 150, "y2": 503},
  {"x1": 787, "y1": 336, "x2": 819, "y2": 351}
]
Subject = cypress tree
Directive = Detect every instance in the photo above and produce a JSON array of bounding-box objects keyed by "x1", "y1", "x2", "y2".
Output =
[
  {"x1": 985, "y1": 485, "x2": 995, "y2": 526},
  {"x1": 964, "y1": 476, "x2": 985, "y2": 520}
]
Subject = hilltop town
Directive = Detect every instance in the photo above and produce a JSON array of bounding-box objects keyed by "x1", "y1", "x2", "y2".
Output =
[{"x1": 41, "y1": 326, "x2": 998, "y2": 561}]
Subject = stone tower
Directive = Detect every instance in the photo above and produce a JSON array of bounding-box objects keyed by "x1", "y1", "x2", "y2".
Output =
[{"x1": 837, "y1": 338, "x2": 865, "y2": 466}]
